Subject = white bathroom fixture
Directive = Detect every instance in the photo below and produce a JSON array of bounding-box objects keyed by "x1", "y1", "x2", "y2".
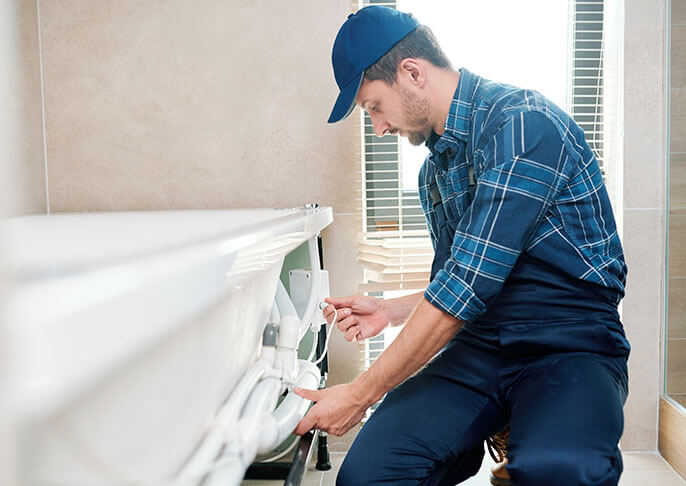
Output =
[{"x1": 2, "y1": 207, "x2": 332, "y2": 485}]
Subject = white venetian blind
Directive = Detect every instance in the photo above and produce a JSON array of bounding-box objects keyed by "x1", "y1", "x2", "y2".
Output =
[
  {"x1": 358, "y1": 111, "x2": 433, "y2": 293},
  {"x1": 568, "y1": 0, "x2": 622, "y2": 208},
  {"x1": 568, "y1": 0, "x2": 606, "y2": 172},
  {"x1": 356, "y1": 0, "x2": 433, "y2": 294}
]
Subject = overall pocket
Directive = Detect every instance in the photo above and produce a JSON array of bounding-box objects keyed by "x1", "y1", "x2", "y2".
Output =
[{"x1": 499, "y1": 319, "x2": 627, "y2": 359}]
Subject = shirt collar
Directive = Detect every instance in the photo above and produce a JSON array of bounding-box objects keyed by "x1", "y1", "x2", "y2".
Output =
[{"x1": 426, "y1": 68, "x2": 479, "y2": 155}]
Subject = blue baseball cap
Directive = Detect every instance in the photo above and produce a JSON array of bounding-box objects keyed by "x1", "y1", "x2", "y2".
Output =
[{"x1": 328, "y1": 6, "x2": 420, "y2": 123}]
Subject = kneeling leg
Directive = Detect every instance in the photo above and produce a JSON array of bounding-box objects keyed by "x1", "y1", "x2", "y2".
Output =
[
  {"x1": 337, "y1": 370, "x2": 506, "y2": 486},
  {"x1": 506, "y1": 354, "x2": 628, "y2": 486}
]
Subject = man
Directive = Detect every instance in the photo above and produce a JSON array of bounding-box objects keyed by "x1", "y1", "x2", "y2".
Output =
[{"x1": 294, "y1": 6, "x2": 630, "y2": 486}]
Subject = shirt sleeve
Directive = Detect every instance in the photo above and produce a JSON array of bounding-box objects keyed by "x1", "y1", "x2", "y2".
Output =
[
  {"x1": 417, "y1": 154, "x2": 438, "y2": 250},
  {"x1": 424, "y1": 110, "x2": 579, "y2": 322}
]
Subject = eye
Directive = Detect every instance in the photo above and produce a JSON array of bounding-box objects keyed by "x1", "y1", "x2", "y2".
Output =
[{"x1": 371, "y1": 104, "x2": 380, "y2": 113}]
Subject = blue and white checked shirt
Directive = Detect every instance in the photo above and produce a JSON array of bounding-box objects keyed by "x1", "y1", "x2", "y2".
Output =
[{"x1": 421, "y1": 68, "x2": 627, "y2": 323}]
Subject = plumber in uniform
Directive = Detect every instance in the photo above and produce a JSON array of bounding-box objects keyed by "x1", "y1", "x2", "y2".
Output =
[{"x1": 294, "y1": 6, "x2": 631, "y2": 486}]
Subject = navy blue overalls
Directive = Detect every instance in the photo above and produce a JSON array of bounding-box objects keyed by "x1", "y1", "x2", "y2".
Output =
[{"x1": 337, "y1": 177, "x2": 630, "y2": 486}]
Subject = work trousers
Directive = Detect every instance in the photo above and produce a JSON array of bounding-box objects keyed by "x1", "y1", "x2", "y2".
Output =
[{"x1": 336, "y1": 317, "x2": 629, "y2": 486}]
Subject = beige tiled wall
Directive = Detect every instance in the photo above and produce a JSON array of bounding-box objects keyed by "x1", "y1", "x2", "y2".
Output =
[
  {"x1": 6, "y1": 0, "x2": 47, "y2": 216},
  {"x1": 35, "y1": 0, "x2": 364, "y2": 382},
  {"x1": 622, "y1": 0, "x2": 670, "y2": 450},
  {"x1": 38, "y1": 0, "x2": 359, "y2": 215},
  {"x1": 321, "y1": 212, "x2": 365, "y2": 386},
  {"x1": 667, "y1": 0, "x2": 686, "y2": 409}
]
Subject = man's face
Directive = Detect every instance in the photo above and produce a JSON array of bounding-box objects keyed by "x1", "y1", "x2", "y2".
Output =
[{"x1": 355, "y1": 77, "x2": 433, "y2": 146}]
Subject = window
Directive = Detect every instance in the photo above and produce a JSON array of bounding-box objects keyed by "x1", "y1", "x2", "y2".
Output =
[
  {"x1": 568, "y1": 0, "x2": 622, "y2": 211},
  {"x1": 569, "y1": 0, "x2": 606, "y2": 172}
]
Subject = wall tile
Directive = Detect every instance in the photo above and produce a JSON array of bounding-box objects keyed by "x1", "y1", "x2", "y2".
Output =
[
  {"x1": 667, "y1": 5, "x2": 686, "y2": 422},
  {"x1": 670, "y1": 393, "x2": 686, "y2": 408},
  {"x1": 0, "y1": 8, "x2": 16, "y2": 218},
  {"x1": 672, "y1": 89, "x2": 686, "y2": 153},
  {"x1": 667, "y1": 339, "x2": 686, "y2": 394},
  {"x1": 621, "y1": 0, "x2": 669, "y2": 452},
  {"x1": 673, "y1": 0, "x2": 686, "y2": 26},
  {"x1": 671, "y1": 153, "x2": 686, "y2": 208},
  {"x1": 624, "y1": 0, "x2": 668, "y2": 210},
  {"x1": 7, "y1": 0, "x2": 46, "y2": 215},
  {"x1": 667, "y1": 210, "x2": 686, "y2": 402},
  {"x1": 668, "y1": 278, "x2": 686, "y2": 339},
  {"x1": 672, "y1": 25, "x2": 686, "y2": 89},
  {"x1": 622, "y1": 208, "x2": 665, "y2": 450},
  {"x1": 669, "y1": 209, "x2": 686, "y2": 276},
  {"x1": 322, "y1": 213, "x2": 365, "y2": 386},
  {"x1": 40, "y1": 0, "x2": 359, "y2": 214},
  {"x1": 323, "y1": 213, "x2": 363, "y2": 299}
]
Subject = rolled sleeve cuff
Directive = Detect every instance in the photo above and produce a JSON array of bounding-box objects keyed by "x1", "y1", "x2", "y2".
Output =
[{"x1": 424, "y1": 266, "x2": 487, "y2": 323}]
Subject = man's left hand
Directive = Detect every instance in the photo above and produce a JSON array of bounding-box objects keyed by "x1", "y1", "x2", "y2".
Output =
[{"x1": 293, "y1": 383, "x2": 370, "y2": 437}]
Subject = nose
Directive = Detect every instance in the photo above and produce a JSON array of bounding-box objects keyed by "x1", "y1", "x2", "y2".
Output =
[{"x1": 370, "y1": 113, "x2": 390, "y2": 137}]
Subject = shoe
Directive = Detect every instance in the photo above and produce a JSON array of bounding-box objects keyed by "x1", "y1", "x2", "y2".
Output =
[
  {"x1": 489, "y1": 473, "x2": 512, "y2": 486},
  {"x1": 489, "y1": 459, "x2": 511, "y2": 486},
  {"x1": 487, "y1": 428, "x2": 511, "y2": 486}
]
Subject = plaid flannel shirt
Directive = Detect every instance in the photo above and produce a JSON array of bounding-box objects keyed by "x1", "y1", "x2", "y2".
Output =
[{"x1": 420, "y1": 68, "x2": 627, "y2": 323}]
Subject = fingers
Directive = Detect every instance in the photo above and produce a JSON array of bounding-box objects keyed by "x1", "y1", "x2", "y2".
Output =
[
  {"x1": 335, "y1": 314, "x2": 357, "y2": 333},
  {"x1": 320, "y1": 298, "x2": 364, "y2": 342},
  {"x1": 323, "y1": 305, "x2": 351, "y2": 324},
  {"x1": 332, "y1": 314, "x2": 363, "y2": 341},
  {"x1": 325, "y1": 296, "x2": 355, "y2": 308},
  {"x1": 294, "y1": 409, "x2": 317, "y2": 435},
  {"x1": 294, "y1": 383, "x2": 367, "y2": 437},
  {"x1": 294, "y1": 386, "x2": 321, "y2": 402},
  {"x1": 344, "y1": 326, "x2": 362, "y2": 342},
  {"x1": 293, "y1": 387, "x2": 320, "y2": 435}
]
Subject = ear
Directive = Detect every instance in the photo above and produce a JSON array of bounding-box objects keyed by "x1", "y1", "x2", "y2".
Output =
[{"x1": 398, "y1": 58, "x2": 425, "y2": 87}]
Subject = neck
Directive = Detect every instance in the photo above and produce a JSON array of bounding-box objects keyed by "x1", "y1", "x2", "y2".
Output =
[{"x1": 430, "y1": 69, "x2": 460, "y2": 136}]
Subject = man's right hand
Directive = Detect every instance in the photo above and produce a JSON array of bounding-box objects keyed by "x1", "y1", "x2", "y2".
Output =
[{"x1": 322, "y1": 295, "x2": 391, "y2": 342}]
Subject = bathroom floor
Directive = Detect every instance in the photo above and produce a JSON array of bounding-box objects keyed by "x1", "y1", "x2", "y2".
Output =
[{"x1": 242, "y1": 424, "x2": 686, "y2": 486}]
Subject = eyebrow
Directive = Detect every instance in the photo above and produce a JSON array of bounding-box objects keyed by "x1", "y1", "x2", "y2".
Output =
[{"x1": 358, "y1": 97, "x2": 373, "y2": 111}]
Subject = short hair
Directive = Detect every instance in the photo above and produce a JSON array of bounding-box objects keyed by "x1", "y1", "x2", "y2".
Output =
[{"x1": 364, "y1": 24, "x2": 452, "y2": 84}]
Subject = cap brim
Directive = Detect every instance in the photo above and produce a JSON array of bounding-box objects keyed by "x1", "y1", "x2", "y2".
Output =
[{"x1": 327, "y1": 72, "x2": 363, "y2": 123}]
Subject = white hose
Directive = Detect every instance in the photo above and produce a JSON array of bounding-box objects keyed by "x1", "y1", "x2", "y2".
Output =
[
  {"x1": 179, "y1": 248, "x2": 324, "y2": 485},
  {"x1": 260, "y1": 437, "x2": 298, "y2": 463},
  {"x1": 257, "y1": 360, "x2": 320, "y2": 455},
  {"x1": 202, "y1": 360, "x2": 321, "y2": 486},
  {"x1": 174, "y1": 360, "x2": 268, "y2": 484},
  {"x1": 201, "y1": 376, "x2": 280, "y2": 486},
  {"x1": 306, "y1": 330, "x2": 319, "y2": 362},
  {"x1": 269, "y1": 299, "x2": 280, "y2": 324},
  {"x1": 313, "y1": 308, "x2": 337, "y2": 366},
  {"x1": 275, "y1": 279, "x2": 298, "y2": 318},
  {"x1": 238, "y1": 377, "x2": 282, "y2": 460},
  {"x1": 198, "y1": 442, "x2": 243, "y2": 486}
]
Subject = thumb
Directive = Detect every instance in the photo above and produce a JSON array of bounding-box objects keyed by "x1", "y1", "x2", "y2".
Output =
[{"x1": 294, "y1": 386, "x2": 322, "y2": 402}]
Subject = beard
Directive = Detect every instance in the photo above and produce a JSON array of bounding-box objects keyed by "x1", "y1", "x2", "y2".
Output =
[{"x1": 400, "y1": 87, "x2": 433, "y2": 146}]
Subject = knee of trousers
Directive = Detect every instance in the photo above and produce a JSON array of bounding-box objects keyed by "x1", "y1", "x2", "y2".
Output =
[
  {"x1": 336, "y1": 450, "x2": 377, "y2": 486},
  {"x1": 509, "y1": 449, "x2": 622, "y2": 486}
]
